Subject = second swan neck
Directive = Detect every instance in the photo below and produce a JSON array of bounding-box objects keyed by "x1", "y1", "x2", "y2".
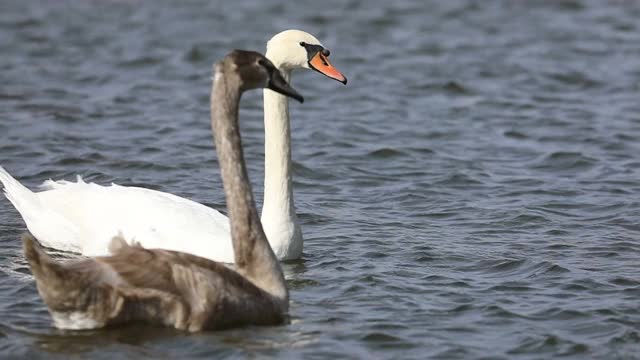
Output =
[{"x1": 211, "y1": 68, "x2": 288, "y2": 302}]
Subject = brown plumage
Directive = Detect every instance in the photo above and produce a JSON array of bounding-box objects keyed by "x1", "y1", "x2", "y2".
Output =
[{"x1": 23, "y1": 50, "x2": 304, "y2": 332}]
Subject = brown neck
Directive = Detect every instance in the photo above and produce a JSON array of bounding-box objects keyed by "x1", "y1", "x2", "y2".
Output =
[{"x1": 210, "y1": 65, "x2": 288, "y2": 302}]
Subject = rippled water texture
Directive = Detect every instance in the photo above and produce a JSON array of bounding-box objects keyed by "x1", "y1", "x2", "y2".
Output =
[{"x1": 1, "y1": 0, "x2": 640, "y2": 358}]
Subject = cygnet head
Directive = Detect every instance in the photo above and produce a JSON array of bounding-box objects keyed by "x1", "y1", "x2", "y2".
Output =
[
  {"x1": 266, "y1": 29, "x2": 347, "y2": 84},
  {"x1": 217, "y1": 50, "x2": 304, "y2": 103}
]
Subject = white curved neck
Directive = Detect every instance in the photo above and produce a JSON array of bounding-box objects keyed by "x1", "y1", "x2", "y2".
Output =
[
  {"x1": 261, "y1": 62, "x2": 302, "y2": 258},
  {"x1": 262, "y1": 72, "x2": 295, "y2": 220}
]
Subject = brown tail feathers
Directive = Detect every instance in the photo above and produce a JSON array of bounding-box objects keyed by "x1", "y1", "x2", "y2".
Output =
[
  {"x1": 23, "y1": 233, "x2": 91, "y2": 306},
  {"x1": 22, "y1": 233, "x2": 60, "y2": 281}
]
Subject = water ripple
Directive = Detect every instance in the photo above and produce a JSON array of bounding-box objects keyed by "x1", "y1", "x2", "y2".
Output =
[{"x1": 1, "y1": 0, "x2": 640, "y2": 358}]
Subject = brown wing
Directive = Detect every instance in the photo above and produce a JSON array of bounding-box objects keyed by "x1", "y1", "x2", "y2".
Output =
[
  {"x1": 99, "y1": 239, "x2": 279, "y2": 330},
  {"x1": 87, "y1": 237, "x2": 225, "y2": 291},
  {"x1": 27, "y1": 235, "x2": 278, "y2": 330},
  {"x1": 93, "y1": 237, "x2": 266, "y2": 299}
]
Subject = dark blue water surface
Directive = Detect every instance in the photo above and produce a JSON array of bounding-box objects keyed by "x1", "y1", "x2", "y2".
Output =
[{"x1": 1, "y1": 0, "x2": 639, "y2": 358}]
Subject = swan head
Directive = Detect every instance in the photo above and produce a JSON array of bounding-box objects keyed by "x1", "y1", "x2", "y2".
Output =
[
  {"x1": 218, "y1": 50, "x2": 304, "y2": 103},
  {"x1": 266, "y1": 29, "x2": 347, "y2": 84}
]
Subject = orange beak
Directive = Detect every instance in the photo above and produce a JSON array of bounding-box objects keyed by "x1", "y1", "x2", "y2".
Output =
[{"x1": 309, "y1": 52, "x2": 347, "y2": 85}]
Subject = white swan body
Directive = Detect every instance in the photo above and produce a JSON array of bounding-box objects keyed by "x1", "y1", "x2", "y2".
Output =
[
  {"x1": 0, "y1": 30, "x2": 346, "y2": 262},
  {"x1": 0, "y1": 172, "x2": 232, "y2": 258}
]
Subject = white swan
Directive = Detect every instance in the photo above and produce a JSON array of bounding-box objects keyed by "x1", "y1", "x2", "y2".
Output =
[{"x1": 0, "y1": 29, "x2": 346, "y2": 262}]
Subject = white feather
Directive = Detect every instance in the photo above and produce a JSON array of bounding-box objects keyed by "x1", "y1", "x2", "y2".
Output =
[{"x1": 51, "y1": 311, "x2": 100, "y2": 330}]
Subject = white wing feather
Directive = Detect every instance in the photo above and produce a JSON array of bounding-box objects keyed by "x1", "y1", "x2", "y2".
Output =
[{"x1": 0, "y1": 167, "x2": 235, "y2": 262}]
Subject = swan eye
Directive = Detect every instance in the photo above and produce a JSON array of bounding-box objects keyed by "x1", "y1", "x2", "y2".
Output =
[
  {"x1": 322, "y1": 49, "x2": 330, "y2": 57},
  {"x1": 299, "y1": 42, "x2": 306, "y2": 47}
]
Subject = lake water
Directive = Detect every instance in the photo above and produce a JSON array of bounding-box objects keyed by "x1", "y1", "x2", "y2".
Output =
[{"x1": 1, "y1": 0, "x2": 639, "y2": 358}]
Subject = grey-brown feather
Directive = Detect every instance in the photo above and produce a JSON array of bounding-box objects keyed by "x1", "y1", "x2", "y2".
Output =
[
  {"x1": 22, "y1": 50, "x2": 293, "y2": 332},
  {"x1": 24, "y1": 233, "x2": 286, "y2": 331}
]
